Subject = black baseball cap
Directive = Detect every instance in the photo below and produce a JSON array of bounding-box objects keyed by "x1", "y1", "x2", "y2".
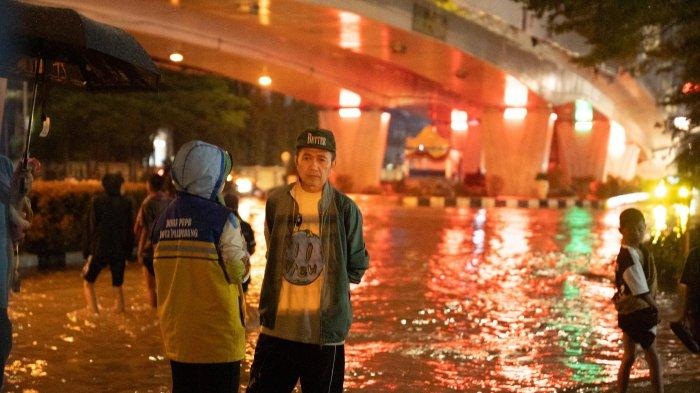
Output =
[{"x1": 296, "y1": 128, "x2": 336, "y2": 154}]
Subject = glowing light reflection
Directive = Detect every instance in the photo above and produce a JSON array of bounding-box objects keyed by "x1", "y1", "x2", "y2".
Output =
[
  {"x1": 169, "y1": 52, "x2": 183, "y2": 62},
  {"x1": 504, "y1": 75, "x2": 528, "y2": 107},
  {"x1": 339, "y1": 88, "x2": 361, "y2": 107},
  {"x1": 450, "y1": 109, "x2": 468, "y2": 132},
  {"x1": 606, "y1": 192, "x2": 649, "y2": 208},
  {"x1": 598, "y1": 209, "x2": 622, "y2": 260},
  {"x1": 503, "y1": 107, "x2": 527, "y2": 120},
  {"x1": 564, "y1": 208, "x2": 592, "y2": 255},
  {"x1": 258, "y1": 0, "x2": 270, "y2": 25},
  {"x1": 339, "y1": 11, "x2": 361, "y2": 50},
  {"x1": 257, "y1": 75, "x2": 272, "y2": 87},
  {"x1": 608, "y1": 121, "x2": 625, "y2": 158},
  {"x1": 12, "y1": 199, "x2": 699, "y2": 392},
  {"x1": 652, "y1": 204, "x2": 668, "y2": 235},
  {"x1": 338, "y1": 108, "x2": 361, "y2": 118}
]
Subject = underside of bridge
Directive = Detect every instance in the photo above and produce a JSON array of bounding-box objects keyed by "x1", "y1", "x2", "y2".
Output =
[{"x1": 26, "y1": 0, "x2": 669, "y2": 195}]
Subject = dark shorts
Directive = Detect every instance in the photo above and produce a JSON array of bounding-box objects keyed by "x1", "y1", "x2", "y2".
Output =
[
  {"x1": 82, "y1": 256, "x2": 126, "y2": 286},
  {"x1": 619, "y1": 307, "x2": 658, "y2": 349},
  {"x1": 142, "y1": 256, "x2": 154, "y2": 277}
]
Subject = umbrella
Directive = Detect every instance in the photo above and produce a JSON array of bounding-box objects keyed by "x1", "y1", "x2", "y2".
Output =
[
  {"x1": 0, "y1": 0, "x2": 160, "y2": 292},
  {"x1": 0, "y1": 0, "x2": 160, "y2": 163}
]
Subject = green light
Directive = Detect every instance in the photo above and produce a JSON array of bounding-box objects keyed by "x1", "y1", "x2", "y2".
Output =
[
  {"x1": 564, "y1": 208, "x2": 593, "y2": 255},
  {"x1": 575, "y1": 100, "x2": 593, "y2": 121},
  {"x1": 574, "y1": 100, "x2": 594, "y2": 132},
  {"x1": 563, "y1": 280, "x2": 580, "y2": 299},
  {"x1": 546, "y1": 279, "x2": 607, "y2": 385}
]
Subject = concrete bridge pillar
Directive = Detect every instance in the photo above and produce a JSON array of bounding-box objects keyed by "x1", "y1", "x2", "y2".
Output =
[
  {"x1": 481, "y1": 108, "x2": 552, "y2": 197},
  {"x1": 318, "y1": 109, "x2": 390, "y2": 192},
  {"x1": 451, "y1": 124, "x2": 483, "y2": 177},
  {"x1": 604, "y1": 144, "x2": 640, "y2": 180},
  {"x1": 554, "y1": 119, "x2": 610, "y2": 182}
]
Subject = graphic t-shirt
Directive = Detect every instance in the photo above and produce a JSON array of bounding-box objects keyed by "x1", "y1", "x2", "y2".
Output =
[
  {"x1": 616, "y1": 246, "x2": 649, "y2": 297},
  {"x1": 262, "y1": 183, "x2": 324, "y2": 343},
  {"x1": 614, "y1": 245, "x2": 657, "y2": 333}
]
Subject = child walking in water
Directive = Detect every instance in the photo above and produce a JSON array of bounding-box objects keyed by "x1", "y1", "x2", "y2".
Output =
[{"x1": 613, "y1": 208, "x2": 663, "y2": 393}]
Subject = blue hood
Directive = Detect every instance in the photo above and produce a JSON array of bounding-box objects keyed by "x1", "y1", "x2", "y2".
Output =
[{"x1": 171, "y1": 140, "x2": 231, "y2": 201}]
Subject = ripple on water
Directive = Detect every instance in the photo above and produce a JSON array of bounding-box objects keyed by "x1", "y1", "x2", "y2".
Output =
[{"x1": 6, "y1": 203, "x2": 700, "y2": 392}]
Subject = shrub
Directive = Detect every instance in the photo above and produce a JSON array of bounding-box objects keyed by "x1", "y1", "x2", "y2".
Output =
[
  {"x1": 593, "y1": 176, "x2": 642, "y2": 199},
  {"x1": 646, "y1": 229, "x2": 687, "y2": 291},
  {"x1": 23, "y1": 180, "x2": 146, "y2": 255}
]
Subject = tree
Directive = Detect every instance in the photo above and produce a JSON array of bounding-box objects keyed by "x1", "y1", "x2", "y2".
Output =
[
  {"x1": 35, "y1": 70, "x2": 249, "y2": 162},
  {"x1": 34, "y1": 69, "x2": 320, "y2": 167},
  {"x1": 514, "y1": 0, "x2": 699, "y2": 179}
]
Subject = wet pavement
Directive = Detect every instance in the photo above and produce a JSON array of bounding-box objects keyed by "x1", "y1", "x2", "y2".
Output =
[{"x1": 6, "y1": 198, "x2": 700, "y2": 392}]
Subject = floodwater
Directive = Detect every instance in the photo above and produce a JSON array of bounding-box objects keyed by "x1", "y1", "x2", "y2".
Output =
[{"x1": 6, "y1": 198, "x2": 700, "y2": 392}]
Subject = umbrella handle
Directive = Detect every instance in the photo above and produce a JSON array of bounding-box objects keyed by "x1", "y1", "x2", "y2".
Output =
[
  {"x1": 23, "y1": 57, "x2": 44, "y2": 161},
  {"x1": 21, "y1": 57, "x2": 44, "y2": 195}
]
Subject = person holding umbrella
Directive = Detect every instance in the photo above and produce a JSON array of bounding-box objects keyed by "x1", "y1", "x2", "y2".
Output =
[
  {"x1": 1, "y1": 1, "x2": 157, "y2": 384},
  {"x1": 0, "y1": 157, "x2": 39, "y2": 388}
]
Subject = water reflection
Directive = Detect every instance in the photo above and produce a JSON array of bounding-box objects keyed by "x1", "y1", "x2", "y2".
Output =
[{"x1": 6, "y1": 200, "x2": 700, "y2": 392}]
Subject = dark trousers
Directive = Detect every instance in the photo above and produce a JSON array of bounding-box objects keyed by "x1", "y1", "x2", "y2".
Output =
[
  {"x1": 0, "y1": 308, "x2": 11, "y2": 390},
  {"x1": 170, "y1": 360, "x2": 241, "y2": 393},
  {"x1": 247, "y1": 334, "x2": 344, "y2": 393}
]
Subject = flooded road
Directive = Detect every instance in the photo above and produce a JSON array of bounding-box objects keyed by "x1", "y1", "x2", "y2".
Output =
[{"x1": 6, "y1": 199, "x2": 700, "y2": 392}]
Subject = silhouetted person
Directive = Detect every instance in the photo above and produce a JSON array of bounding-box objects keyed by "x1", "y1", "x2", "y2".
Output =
[
  {"x1": 82, "y1": 173, "x2": 134, "y2": 314},
  {"x1": 134, "y1": 173, "x2": 171, "y2": 307}
]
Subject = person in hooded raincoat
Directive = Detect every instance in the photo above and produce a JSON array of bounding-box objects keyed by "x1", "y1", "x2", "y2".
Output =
[{"x1": 151, "y1": 140, "x2": 250, "y2": 393}]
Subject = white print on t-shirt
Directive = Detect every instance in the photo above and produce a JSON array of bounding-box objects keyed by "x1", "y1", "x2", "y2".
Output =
[
  {"x1": 283, "y1": 229, "x2": 323, "y2": 285},
  {"x1": 621, "y1": 246, "x2": 649, "y2": 296}
]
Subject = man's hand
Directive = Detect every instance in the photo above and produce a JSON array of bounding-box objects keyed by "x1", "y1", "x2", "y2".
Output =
[
  {"x1": 9, "y1": 158, "x2": 40, "y2": 243},
  {"x1": 10, "y1": 158, "x2": 40, "y2": 207}
]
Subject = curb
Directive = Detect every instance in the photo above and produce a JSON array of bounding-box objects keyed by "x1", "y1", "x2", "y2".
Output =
[
  {"x1": 401, "y1": 196, "x2": 603, "y2": 209},
  {"x1": 19, "y1": 251, "x2": 84, "y2": 269}
]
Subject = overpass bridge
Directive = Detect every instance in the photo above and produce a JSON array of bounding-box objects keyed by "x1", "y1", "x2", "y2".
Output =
[{"x1": 19, "y1": 0, "x2": 671, "y2": 195}]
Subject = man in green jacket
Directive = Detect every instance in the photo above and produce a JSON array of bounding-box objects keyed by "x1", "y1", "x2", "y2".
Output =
[{"x1": 247, "y1": 128, "x2": 369, "y2": 393}]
